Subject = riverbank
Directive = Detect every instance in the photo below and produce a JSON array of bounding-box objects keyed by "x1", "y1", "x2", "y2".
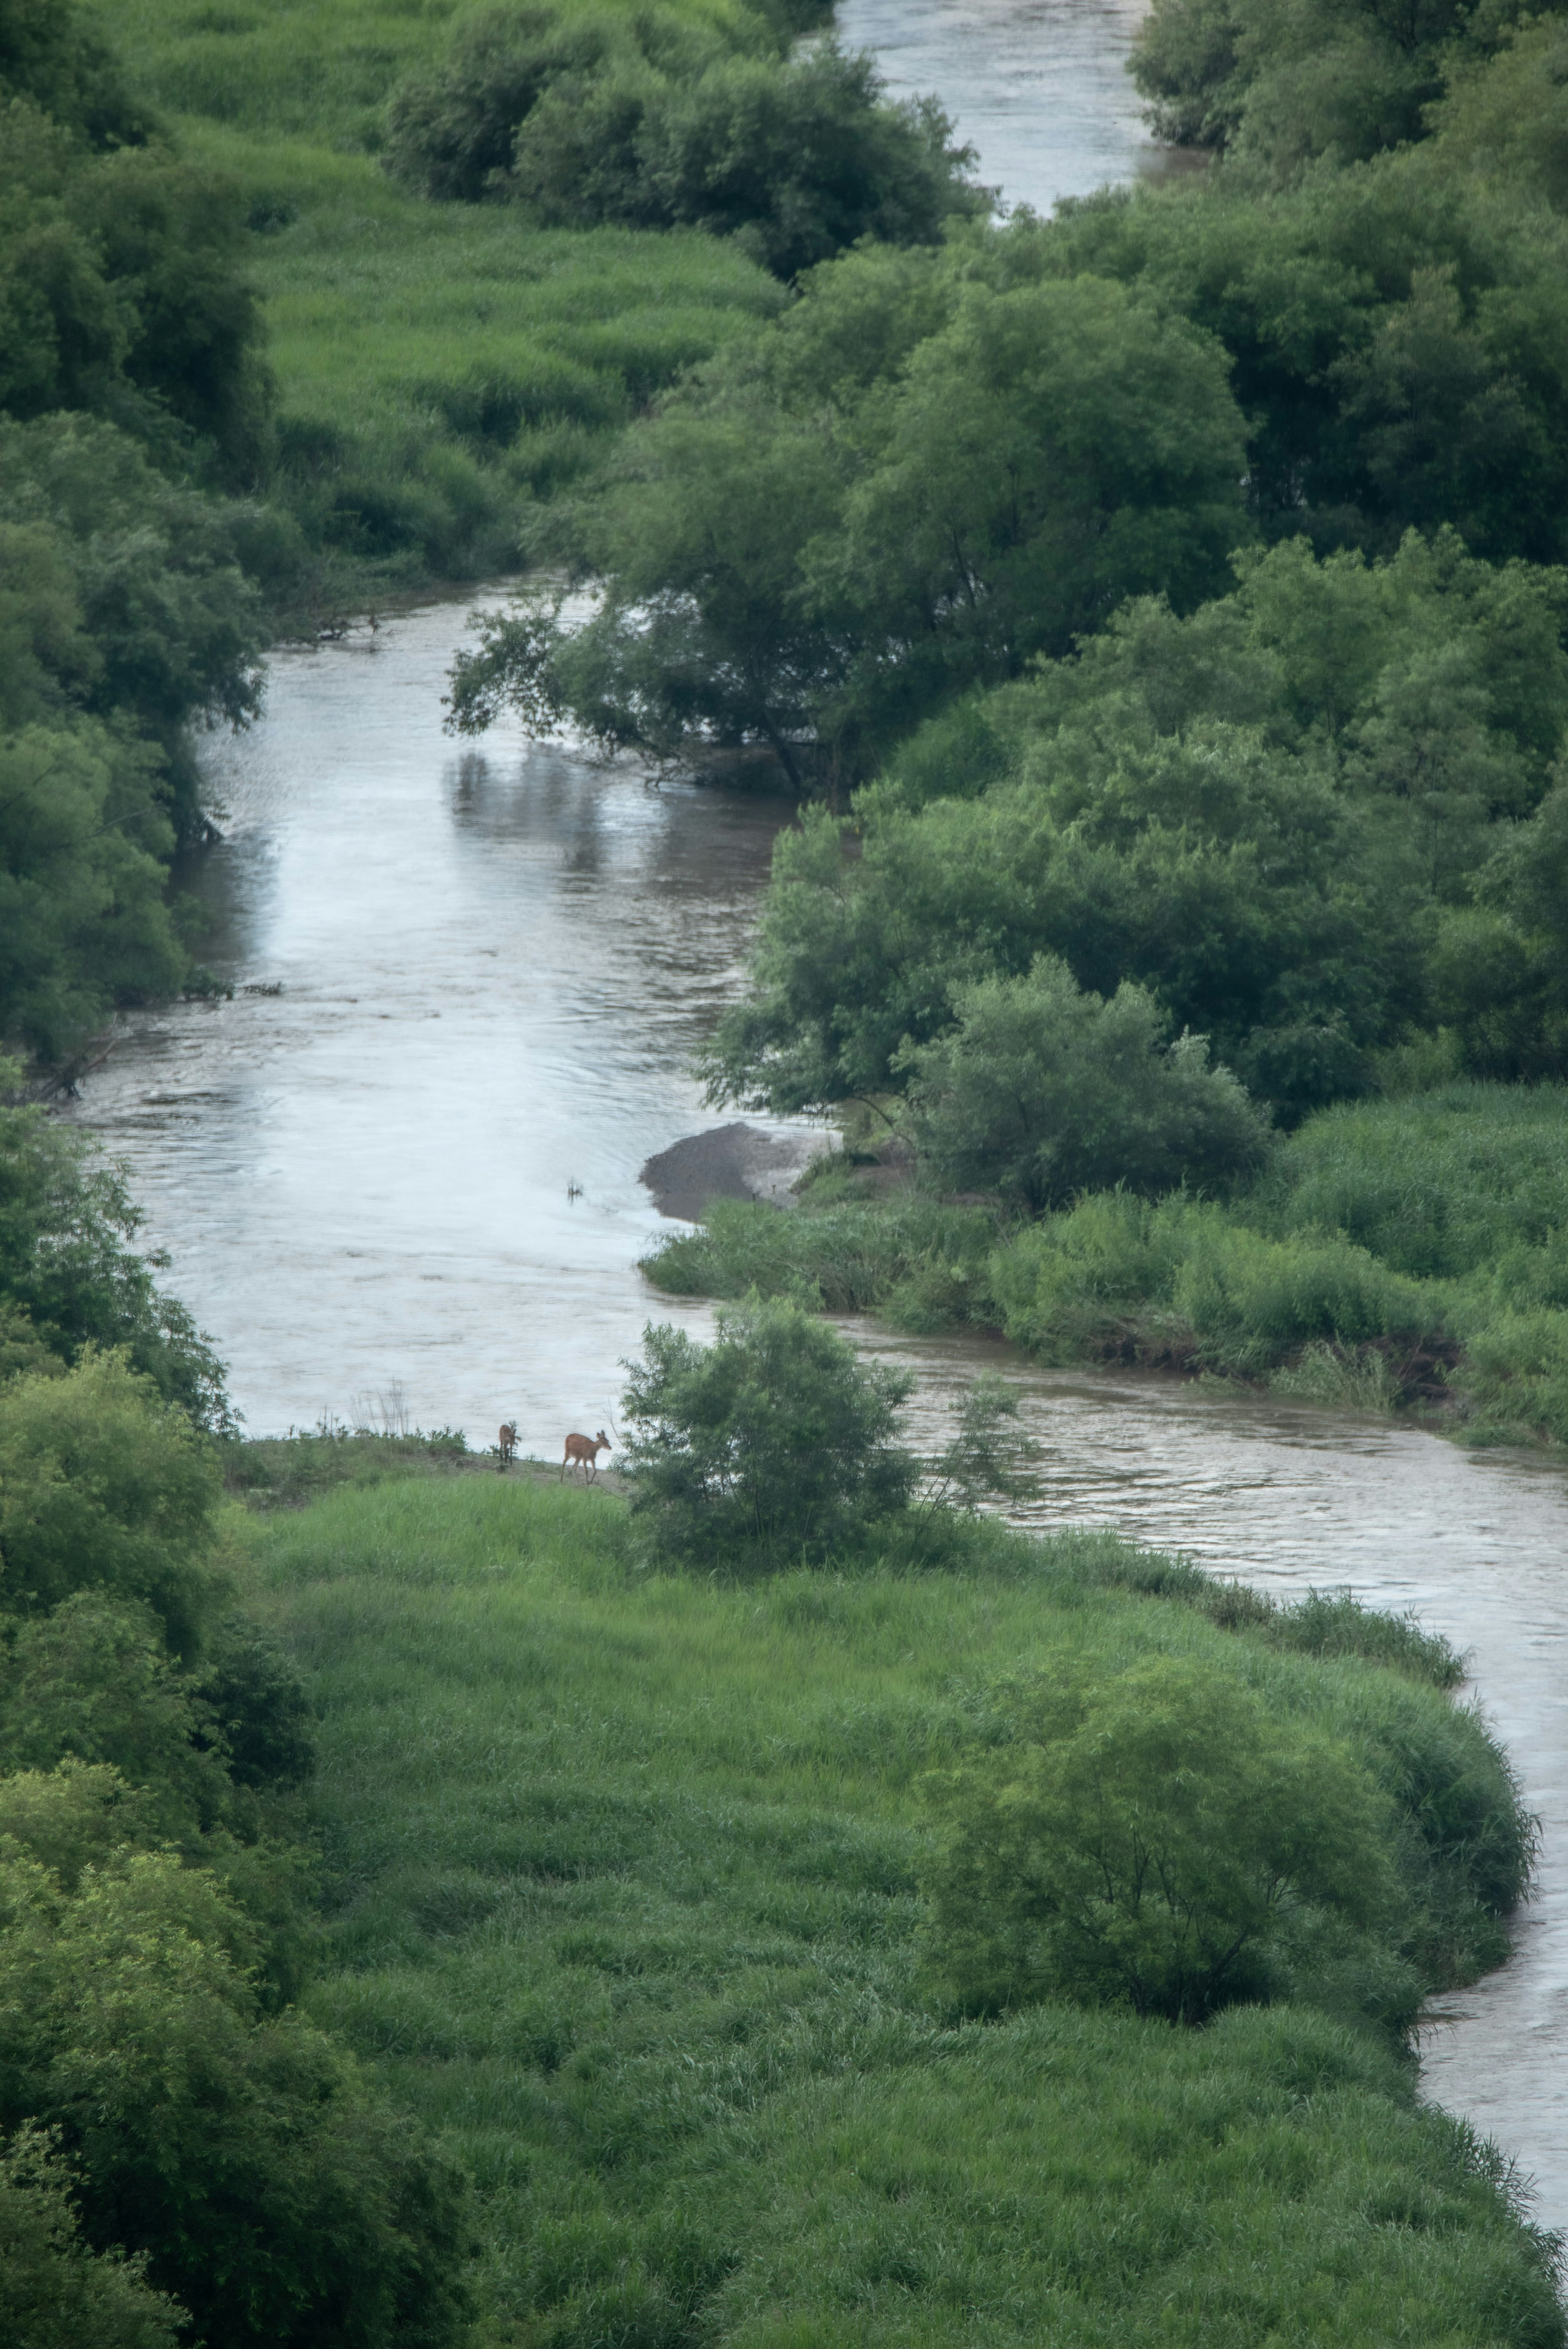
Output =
[
  {"x1": 643, "y1": 1082, "x2": 1568, "y2": 1451},
  {"x1": 232, "y1": 1460, "x2": 1558, "y2": 2345}
]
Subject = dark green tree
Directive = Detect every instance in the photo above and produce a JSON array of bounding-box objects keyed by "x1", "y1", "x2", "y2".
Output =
[
  {"x1": 0, "y1": 2124, "x2": 185, "y2": 2349},
  {"x1": 899, "y1": 957, "x2": 1272, "y2": 1210},
  {"x1": 621, "y1": 1297, "x2": 916, "y2": 1567},
  {"x1": 0, "y1": 1352, "x2": 222, "y2": 1652},
  {"x1": 924, "y1": 1655, "x2": 1396, "y2": 2020}
]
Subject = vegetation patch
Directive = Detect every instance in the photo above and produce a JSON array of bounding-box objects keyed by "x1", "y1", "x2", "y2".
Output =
[{"x1": 229, "y1": 1458, "x2": 1556, "y2": 2343}]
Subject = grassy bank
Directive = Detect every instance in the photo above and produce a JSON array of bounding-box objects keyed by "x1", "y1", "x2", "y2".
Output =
[
  {"x1": 116, "y1": 0, "x2": 788, "y2": 615},
  {"x1": 644, "y1": 1081, "x2": 1568, "y2": 1447},
  {"x1": 228, "y1": 1464, "x2": 1559, "y2": 2345}
]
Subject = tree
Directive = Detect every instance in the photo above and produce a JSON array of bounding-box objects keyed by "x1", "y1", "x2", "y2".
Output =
[
  {"x1": 621, "y1": 1297, "x2": 916, "y2": 1567},
  {"x1": 383, "y1": 2, "x2": 982, "y2": 276},
  {"x1": 0, "y1": 1351, "x2": 222, "y2": 1653},
  {"x1": 0, "y1": 1082, "x2": 228, "y2": 1423},
  {"x1": 899, "y1": 956, "x2": 1272, "y2": 1211},
  {"x1": 0, "y1": 1819, "x2": 474, "y2": 2349},
  {"x1": 0, "y1": 2125, "x2": 185, "y2": 2349},
  {"x1": 450, "y1": 249, "x2": 1250, "y2": 780},
  {"x1": 0, "y1": 1593, "x2": 230, "y2": 1839},
  {"x1": 633, "y1": 44, "x2": 983, "y2": 279},
  {"x1": 702, "y1": 527, "x2": 1568, "y2": 1130},
  {"x1": 923, "y1": 1655, "x2": 1396, "y2": 2020},
  {"x1": 1428, "y1": 778, "x2": 1568, "y2": 1078},
  {"x1": 1130, "y1": 0, "x2": 1504, "y2": 169}
]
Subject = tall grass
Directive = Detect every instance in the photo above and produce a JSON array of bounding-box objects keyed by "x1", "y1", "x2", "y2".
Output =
[
  {"x1": 234, "y1": 1474, "x2": 1557, "y2": 2345},
  {"x1": 1259, "y1": 1085, "x2": 1568, "y2": 1282},
  {"x1": 117, "y1": 0, "x2": 762, "y2": 149},
  {"x1": 645, "y1": 1085, "x2": 1568, "y2": 1446},
  {"x1": 119, "y1": 4, "x2": 787, "y2": 605}
]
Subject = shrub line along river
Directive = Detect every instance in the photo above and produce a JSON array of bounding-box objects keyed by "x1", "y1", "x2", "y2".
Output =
[{"x1": 68, "y1": 0, "x2": 1568, "y2": 2245}]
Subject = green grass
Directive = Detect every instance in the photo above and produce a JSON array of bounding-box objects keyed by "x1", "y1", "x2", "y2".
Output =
[
  {"x1": 119, "y1": 0, "x2": 785, "y2": 605},
  {"x1": 644, "y1": 1084, "x2": 1568, "y2": 1449},
  {"x1": 233, "y1": 1472, "x2": 1559, "y2": 2346},
  {"x1": 116, "y1": 0, "x2": 757, "y2": 149},
  {"x1": 1256, "y1": 1085, "x2": 1568, "y2": 1283}
]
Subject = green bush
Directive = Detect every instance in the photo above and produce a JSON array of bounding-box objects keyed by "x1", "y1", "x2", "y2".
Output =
[
  {"x1": 0, "y1": 1792, "x2": 474, "y2": 2349},
  {"x1": 0, "y1": 1080, "x2": 227, "y2": 1422},
  {"x1": 899, "y1": 954, "x2": 1272, "y2": 1211},
  {"x1": 384, "y1": 2, "x2": 979, "y2": 279},
  {"x1": 621, "y1": 1296, "x2": 917, "y2": 1568},
  {"x1": 0, "y1": 2124, "x2": 185, "y2": 2349},
  {"x1": 0, "y1": 1352, "x2": 221, "y2": 1651},
  {"x1": 190, "y1": 1611, "x2": 315, "y2": 1790},
  {"x1": 924, "y1": 1654, "x2": 1396, "y2": 2022},
  {"x1": 0, "y1": 1592, "x2": 230, "y2": 1836}
]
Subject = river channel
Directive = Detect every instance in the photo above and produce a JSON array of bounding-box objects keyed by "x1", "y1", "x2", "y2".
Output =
[
  {"x1": 64, "y1": 0, "x2": 1568, "y2": 2251},
  {"x1": 70, "y1": 586, "x2": 1568, "y2": 2244}
]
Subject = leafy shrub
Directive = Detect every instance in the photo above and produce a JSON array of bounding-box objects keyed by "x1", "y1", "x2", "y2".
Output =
[
  {"x1": 384, "y1": 3, "x2": 981, "y2": 277},
  {"x1": 630, "y1": 45, "x2": 980, "y2": 279},
  {"x1": 383, "y1": 4, "x2": 624, "y2": 202},
  {"x1": 190, "y1": 1611, "x2": 315, "y2": 1789},
  {"x1": 899, "y1": 955, "x2": 1272, "y2": 1212},
  {"x1": 924, "y1": 1654, "x2": 1396, "y2": 2021},
  {"x1": 0, "y1": 2124, "x2": 185, "y2": 2349},
  {"x1": 0, "y1": 1351, "x2": 221, "y2": 1651},
  {"x1": 0, "y1": 1079, "x2": 227, "y2": 1422},
  {"x1": 0, "y1": 1592, "x2": 230, "y2": 1835},
  {"x1": 621, "y1": 1297, "x2": 916, "y2": 1568},
  {"x1": 0, "y1": 1796, "x2": 474, "y2": 2349}
]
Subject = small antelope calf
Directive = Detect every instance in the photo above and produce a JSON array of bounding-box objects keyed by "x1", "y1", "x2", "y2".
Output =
[
  {"x1": 561, "y1": 1429, "x2": 611, "y2": 1482},
  {"x1": 498, "y1": 1422, "x2": 518, "y2": 1468}
]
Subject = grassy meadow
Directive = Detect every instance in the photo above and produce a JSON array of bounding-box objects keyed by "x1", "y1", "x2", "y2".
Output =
[
  {"x1": 230, "y1": 1465, "x2": 1560, "y2": 2345},
  {"x1": 116, "y1": 0, "x2": 785, "y2": 608}
]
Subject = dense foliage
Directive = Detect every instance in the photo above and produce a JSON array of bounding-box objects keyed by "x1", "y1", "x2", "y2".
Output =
[
  {"x1": 697, "y1": 530, "x2": 1568, "y2": 1123},
  {"x1": 899, "y1": 956, "x2": 1272, "y2": 1208},
  {"x1": 0, "y1": 0, "x2": 273, "y2": 1062},
  {"x1": 448, "y1": 238, "x2": 1251, "y2": 780},
  {"x1": 1131, "y1": 0, "x2": 1562, "y2": 172},
  {"x1": 0, "y1": 1357, "x2": 474, "y2": 2349},
  {"x1": 384, "y1": 1, "x2": 985, "y2": 279},
  {"x1": 0, "y1": 2126, "x2": 183, "y2": 2349},
  {"x1": 0, "y1": 1073, "x2": 226, "y2": 1420},
  {"x1": 925, "y1": 1654, "x2": 1398, "y2": 2021},
  {"x1": 622, "y1": 1295, "x2": 917, "y2": 1565}
]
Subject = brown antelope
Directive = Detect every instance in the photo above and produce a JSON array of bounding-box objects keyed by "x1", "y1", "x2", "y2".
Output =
[
  {"x1": 561, "y1": 1429, "x2": 611, "y2": 1482},
  {"x1": 498, "y1": 1422, "x2": 518, "y2": 1469}
]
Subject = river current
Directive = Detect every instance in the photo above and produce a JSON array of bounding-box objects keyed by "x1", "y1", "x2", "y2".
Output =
[{"x1": 65, "y1": 1, "x2": 1568, "y2": 2249}]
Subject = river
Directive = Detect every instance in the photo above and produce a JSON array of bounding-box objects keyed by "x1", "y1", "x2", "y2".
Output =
[
  {"x1": 835, "y1": 0, "x2": 1192, "y2": 211},
  {"x1": 64, "y1": 1, "x2": 1568, "y2": 2254}
]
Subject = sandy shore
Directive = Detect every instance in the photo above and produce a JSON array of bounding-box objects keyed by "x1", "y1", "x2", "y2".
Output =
[{"x1": 639, "y1": 1121, "x2": 830, "y2": 1221}]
